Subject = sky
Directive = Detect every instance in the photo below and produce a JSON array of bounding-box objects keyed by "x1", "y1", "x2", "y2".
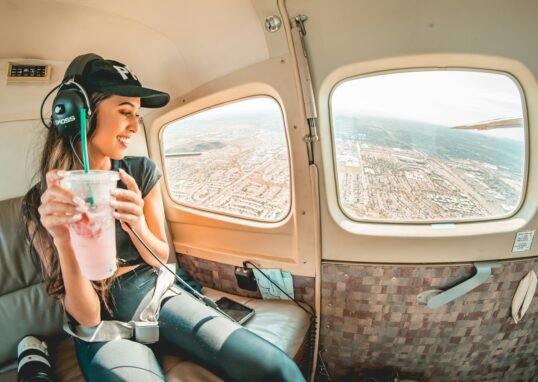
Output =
[
  {"x1": 182, "y1": 97, "x2": 279, "y2": 123},
  {"x1": 331, "y1": 70, "x2": 525, "y2": 141}
]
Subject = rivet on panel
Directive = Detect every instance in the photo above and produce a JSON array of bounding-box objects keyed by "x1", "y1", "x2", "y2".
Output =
[
  {"x1": 293, "y1": 125, "x2": 298, "y2": 129},
  {"x1": 344, "y1": 274, "x2": 349, "y2": 279},
  {"x1": 280, "y1": 59, "x2": 285, "y2": 64},
  {"x1": 182, "y1": 99, "x2": 186, "y2": 103},
  {"x1": 301, "y1": 211, "x2": 306, "y2": 215},
  {"x1": 265, "y1": 15, "x2": 282, "y2": 33}
]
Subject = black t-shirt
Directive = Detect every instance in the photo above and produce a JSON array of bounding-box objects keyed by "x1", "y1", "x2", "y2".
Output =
[{"x1": 111, "y1": 156, "x2": 163, "y2": 266}]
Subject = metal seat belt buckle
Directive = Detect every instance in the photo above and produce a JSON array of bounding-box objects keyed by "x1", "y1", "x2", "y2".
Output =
[{"x1": 133, "y1": 321, "x2": 159, "y2": 344}]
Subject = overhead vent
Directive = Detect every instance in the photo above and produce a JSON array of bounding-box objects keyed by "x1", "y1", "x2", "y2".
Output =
[{"x1": 6, "y1": 63, "x2": 51, "y2": 83}]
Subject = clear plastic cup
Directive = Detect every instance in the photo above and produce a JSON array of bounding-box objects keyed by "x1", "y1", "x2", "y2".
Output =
[{"x1": 61, "y1": 170, "x2": 119, "y2": 281}]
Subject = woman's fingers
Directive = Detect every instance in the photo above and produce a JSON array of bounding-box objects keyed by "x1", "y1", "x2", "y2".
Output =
[
  {"x1": 112, "y1": 170, "x2": 145, "y2": 231},
  {"x1": 45, "y1": 169, "x2": 66, "y2": 188},
  {"x1": 118, "y1": 169, "x2": 141, "y2": 195},
  {"x1": 41, "y1": 185, "x2": 83, "y2": 206},
  {"x1": 38, "y1": 199, "x2": 86, "y2": 230},
  {"x1": 40, "y1": 213, "x2": 82, "y2": 227},
  {"x1": 110, "y1": 198, "x2": 143, "y2": 216},
  {"x1": 113, "y1": 210, "x2": 144, "y2": 227},
  {"x1": 110, "y1": 188, "x2": 143, "y2": 206},
  {"x1": 39, "y1": 200, "x2": 87, "y2": 217}
]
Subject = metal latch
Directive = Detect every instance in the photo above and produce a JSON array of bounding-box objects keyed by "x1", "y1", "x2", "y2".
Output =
[{"x1": 132, "y1": 321, "x2": 160, "y2": 344}]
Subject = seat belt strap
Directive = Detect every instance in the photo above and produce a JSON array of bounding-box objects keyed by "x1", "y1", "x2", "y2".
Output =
[
  {"x1": 63, "y1": 264, "x2": 181, "y2": 344},
  {"x1": 63, "y1": 319, "x2": 134, "y2": 342}
]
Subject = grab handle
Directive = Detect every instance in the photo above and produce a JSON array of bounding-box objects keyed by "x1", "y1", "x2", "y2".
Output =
[{"x1": 417, "y1": 261, "x2": 502, "y2": 309}]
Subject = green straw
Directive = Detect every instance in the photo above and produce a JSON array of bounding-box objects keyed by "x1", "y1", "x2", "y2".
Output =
[
  {"x1": 80, "y1": 108, "x2": 95, "y2": 206},
  {"x1": 80, "y1": 108, "x2": 90, "y2": 173}
]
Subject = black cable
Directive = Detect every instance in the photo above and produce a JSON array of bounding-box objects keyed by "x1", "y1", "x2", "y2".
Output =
[
  {"x1": 69, "y1": 135, "x2": 84, "y2": 167},
  {"x1": 243, "y1": 260, "x2": 315, "y2": 317},
  {"x1": 69, "y1": 110, "x2": 97, "y2": 167},
  {"x1": 243, "y1": 260, "x2": 318, "y2": 379},
  {"x1": 124, "y1": 222, "x2": 236, "y2": 322},
  {"x1": 40, "y1": 82, "x2": 63, "y2": 128}
]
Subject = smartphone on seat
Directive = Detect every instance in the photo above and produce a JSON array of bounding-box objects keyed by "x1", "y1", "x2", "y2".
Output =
[{"x1": 215, "y1": 297, "x2": 255, "y2": 325}]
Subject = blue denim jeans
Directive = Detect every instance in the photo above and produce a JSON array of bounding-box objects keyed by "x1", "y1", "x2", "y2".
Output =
[{"x1": 73, "y1": 264, "x2": 305, "y2": 382}]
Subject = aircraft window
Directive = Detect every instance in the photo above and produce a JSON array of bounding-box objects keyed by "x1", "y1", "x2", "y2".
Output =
[
  {"x1": 330, "y1": 70, "x2": 526, "y2": 223},
  {"x1": 162, "y1": 96, "x2": 291, "y2": 222}
]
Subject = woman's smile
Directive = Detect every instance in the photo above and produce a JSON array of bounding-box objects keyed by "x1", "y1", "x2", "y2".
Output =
[{"x1": 116, "y1": 135, "x2": 131, "y2": 149}]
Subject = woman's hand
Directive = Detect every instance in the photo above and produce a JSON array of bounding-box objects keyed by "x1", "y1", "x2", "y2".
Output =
[
  {"x1": 38, "y1": 170, "x2": 87, "y2": 244},
  {"x1": 111, "y1": 168, "x2": 146, "y2": 233}
]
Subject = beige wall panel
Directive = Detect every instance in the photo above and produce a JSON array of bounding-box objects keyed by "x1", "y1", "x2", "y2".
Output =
[
  {"x1": 284, "y1": 0, "x2": 538, "y2": 263},
  {"x1": 146, "y1": 55, "x2": 318, "y2": 277}
]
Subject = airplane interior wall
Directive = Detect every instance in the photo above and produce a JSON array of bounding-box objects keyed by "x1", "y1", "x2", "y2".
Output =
[
  {"x1": 320, "y1": 259, "x2": 537, "y2": 381},
  {"x1": 284, "y1": 0, "x2": 538, "y2": 380}
]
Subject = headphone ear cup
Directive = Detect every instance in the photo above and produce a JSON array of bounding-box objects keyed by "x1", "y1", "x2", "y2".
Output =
[{"x1": 52, "y1": 87, "x2": 87, "y2": 138}]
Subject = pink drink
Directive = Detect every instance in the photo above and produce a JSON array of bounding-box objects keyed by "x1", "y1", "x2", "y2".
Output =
[
  {"x1": 61, "y1": 171, "x2": 119, "y2": 281},
  {"x1": 68, "y1": 208, "x2": 116, "y2": 280}
]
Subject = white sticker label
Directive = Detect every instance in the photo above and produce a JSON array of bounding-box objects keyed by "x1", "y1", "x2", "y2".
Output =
[
  {"x1": 431, "y1": 223, "x2": 456, "y2": 229},
  {"x1": 512, "y1": 230, "x2": 535, "y2": 253}
]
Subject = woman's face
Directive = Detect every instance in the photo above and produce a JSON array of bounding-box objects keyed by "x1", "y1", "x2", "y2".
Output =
[{"x1": 89, "y1": 95, "x2": 141, "y2": 161}]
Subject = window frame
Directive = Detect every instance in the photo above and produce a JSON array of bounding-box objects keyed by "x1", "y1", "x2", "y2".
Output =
[
  {"x1": 328, "y1": 67, "x2": 530, "y2": 225},
  {"x1": 159, "y1": 94, "x2": 293, "y2": 224}
]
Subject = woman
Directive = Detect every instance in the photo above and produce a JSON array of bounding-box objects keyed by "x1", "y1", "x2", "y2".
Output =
[{"x1": 22, "y1": 55, "x2": 305, "y2": 382}]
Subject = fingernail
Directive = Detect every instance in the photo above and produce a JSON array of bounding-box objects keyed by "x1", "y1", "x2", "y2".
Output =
[
  {"x1": 113, "y1": 212, "x2": 120, "y2": 218},
  {"x1": 110, "y1": 189, "x2": 119, "y2": 196},
  {"x1": 72, "y1": 214, "x2": 82, "y2": 221},
  {"x1": 76, "y1": 205, "x2": 88, "y2": 212},
  {"x1": 73, "y1": 196, "x2": 85, "y2": 206},
  {"x1": 110, "y1": 199, "x2": 118, "y2": 207},
  {"x1": 119, "y1": 168, "x2": 126, "y2": 174}
]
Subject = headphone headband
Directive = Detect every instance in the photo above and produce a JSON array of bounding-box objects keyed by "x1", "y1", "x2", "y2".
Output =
[{"x1": 63, "y1": 53, "x2": 102, "y2": 82}]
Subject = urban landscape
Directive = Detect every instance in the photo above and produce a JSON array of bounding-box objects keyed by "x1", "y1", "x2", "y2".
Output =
[
  {"x1": 162, "y1": 108, "x2": 524, "y2": 223},
  {"x1": 334, "y1": 114, "x2": 524, "y2": 221},
  {"x1": 163, "y1": 107, "x2": 291, "y2": 221}
]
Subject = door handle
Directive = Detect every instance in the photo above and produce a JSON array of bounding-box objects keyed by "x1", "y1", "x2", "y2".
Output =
[{"x1": 417, "y1": 261, "x2": 502, "y2": 309}]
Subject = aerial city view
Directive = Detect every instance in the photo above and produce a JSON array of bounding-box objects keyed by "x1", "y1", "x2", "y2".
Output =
[
  {"x1": 162, "y1": 72, "x2": 525, "y2": 223},
  {"x1": 162, "y1": 99, "x2": 291, "y2": 221},
  {"x1": 333, "y1": 114, "x2": 524, "y2": 221}
]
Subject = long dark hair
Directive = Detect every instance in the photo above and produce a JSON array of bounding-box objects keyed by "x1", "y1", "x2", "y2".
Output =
[{"x1": 22, "y1": 91, "x2": 116, "y2": 313}]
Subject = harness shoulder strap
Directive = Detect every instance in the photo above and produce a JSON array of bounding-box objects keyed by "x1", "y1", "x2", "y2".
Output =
[{"x1": 63, "y1": 264, "x2": 180, "y2": 344}]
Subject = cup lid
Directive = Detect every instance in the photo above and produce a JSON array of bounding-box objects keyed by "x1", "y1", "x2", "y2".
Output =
[{"x1": 62, "y1": 170, "x2": 120, "y2": 183}]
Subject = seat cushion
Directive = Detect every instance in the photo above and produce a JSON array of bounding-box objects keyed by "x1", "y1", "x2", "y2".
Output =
[
  {"x1": 201, "y1": 287, "x2": 311, "y2": 359},
  {"x1": 0, "y1": 197, "x2": 64, "y2": 365},
  {"x1": 0, "y1": 287, "x2": 311, "y2": 382}
]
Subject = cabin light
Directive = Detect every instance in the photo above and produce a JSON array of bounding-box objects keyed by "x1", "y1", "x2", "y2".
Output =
[
  {"x1": 6, "y1": 63, "x2": 51, "y2": 83},
  {"x1": 265, "y1": 15, "x2": 282, "y2": 33}
]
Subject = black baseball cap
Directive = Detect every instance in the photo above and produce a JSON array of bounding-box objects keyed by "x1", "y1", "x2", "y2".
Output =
[{"x1": 73, "y1": 55, "x2": 170, "y2": 108}]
